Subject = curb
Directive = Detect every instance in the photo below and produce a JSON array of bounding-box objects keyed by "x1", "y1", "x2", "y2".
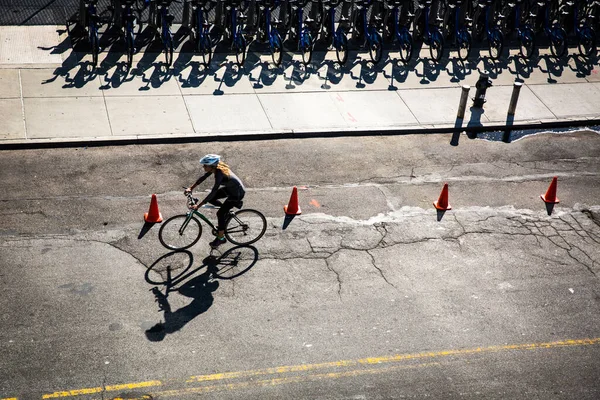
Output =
[{"x1": 1, "y1": 118, "x2": 599, "y2": 150}]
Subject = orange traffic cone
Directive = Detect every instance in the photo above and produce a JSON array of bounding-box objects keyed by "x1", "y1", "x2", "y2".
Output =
[
  {"x1": 284, "y1": 186, "x2": 302, "y2": 215},
  {"x1": 541, "y1": 177, "x2": 560, "y2": 204},
  {"x1": 433, "y1": 183, "x2": 452, "y2": 211},
  {"x1": 144, "y1": 194, "x2": 163, "y2": 223}
]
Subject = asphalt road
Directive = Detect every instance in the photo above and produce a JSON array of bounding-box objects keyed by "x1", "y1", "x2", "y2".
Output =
[{"x1": 1, "y1": 130, "x2": 600, "y2": 399}]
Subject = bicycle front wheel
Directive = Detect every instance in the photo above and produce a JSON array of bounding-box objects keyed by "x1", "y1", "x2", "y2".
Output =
[
  {"x1": 199, "y1": 33, "x2": 212, "y2": 66},
  {"x1": 301, "y1": 30, "x2": 313, "y2": 66},
  {"x1": 235, "y1": 28, "x2": 247, "y2": 67},
  {"x1": 457, "y1": 29, "x2": 471, "y2": 61},
  {"x1": 335, "y1": 30, "x2": 348, "y2": 65},
  {"x1": 488, "y1": 29, "x2": 504, "y2": 60},
  {"x1": 519, "y1": 27, "x2": 535, "y2": 59},
  {"x1": 397, "y1": 28, "x2": 413, "y2": 63},
  {"x1": 429, "y1": 29, "x2": 444, "y2": 62},
  {"x1": 550, "y1": 27, "x2": 567, "y2": 58},
  {"x1": 159, "y1": 214, "x2": 203, "y2": 250},
  {"x1": 578, "y1": 26, "x2": 596, "y2": 57},
  {"x1": 368, "y1": 29, "x2": 383, "y2": 64},
  {"x1": 89, "y1": 26, "x2": 99, "y2": 67},
  {"x1": 126, "y1": 27, "x2": 135, "y2": 69},
  {"x1": 164, "y1": 31, "x2": 174, "y2": 66},
  {"x1": 224, "y1": 209, "x2": 267, "y2": 246},
  {"x1": 270, "y1": 31, "x2": 283, "y2": 67}
]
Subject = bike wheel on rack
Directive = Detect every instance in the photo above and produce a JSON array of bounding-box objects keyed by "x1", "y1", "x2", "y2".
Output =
[
  {"x1": 335, "y1": 31, "x2": 349, "y2": 65},
  {"x1": 126, "y1": 27, "x2": 135, "y2": 69},
  {"x1": 578, "y1": 26, "x2": 596, "y2": 57},
  {"x1": 519, "y1": 27, "x2": 535, "y2": 59},
  {"x1": 488, "y1": 28, "x2": 504, "y2": 60},
  {"x1": 301, "y1": 30, "x2": 313, "y2": 65},
  {"x1": 159, "y1": 215, "x2": 203, "y2": 250},
  {"x1": 550, "y1": 27, "x2": 567, "y2": 58},
  {"x1": 164, "y1": 31, "x2": 174, "y2": 66},
  {"x1": 457, "y1": 29, "x2": 471, "y2": 61},
  {"x1": 429, "y1": 29, "x2": 444, "y2": 62},
  {"x1": 199, "y1": 33, "x2": 213, "y2": 66},
  {"x1": 369, "y1": 30, "x2": 383, "y2": 64},
  {"x1": 235, "y1": 32, "x2": 247, "y2": 66},
  {"x1": 89, "y1": 26, "x2": 99, "y2": 67},
  {"x1": 397, "y1": 28, "x2": 413, "y2": 63},
  {"x1": 271, "y1": 30, "x2": 283, "y2": 66},
  {"x1": 224, "y1": 209, "x2": 267, "y2": 246}
]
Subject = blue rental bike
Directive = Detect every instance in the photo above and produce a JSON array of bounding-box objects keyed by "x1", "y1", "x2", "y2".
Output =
[
  {"x1": 353, "y1": 0, "x2": 384, "y2": 64},
  {"x1": 414, "y1": 0, "x2": 445, "y2": 62},
  {"x1": 440, "y1": 0, "x2": 473, "y2": 61},
  {"x1": 472, "y1": 0, "x2": 504, "y2": 60},
  {"x1": 288, "y1": 0, "x2": 316, "y2": 65},
  {"x1": 531, "y1": 0, "x2": 567, "y2": 58},
  {"x1": 190, "y1": 0, "x2": 217, "y2": 66},
  {"x1": 321, "y1": 0, "x2": 350, "y2": 64},
  {"x1": 384, "y1": 0, "x2": 415, "y2": 63},
  {"x1": 563, "y1": 0, "x2": 597, "y2": 57},
  {"x1": 257, "y1": 0, "x2": 285, "y2": 66},
  {"x1": 222, "y1": 0, "x2": 249, "y2": 66}
]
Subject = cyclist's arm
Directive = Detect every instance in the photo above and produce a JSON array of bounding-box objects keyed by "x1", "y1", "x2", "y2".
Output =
[{"x1": 186, "y1": 172, "x2": 211, "y2": 193}]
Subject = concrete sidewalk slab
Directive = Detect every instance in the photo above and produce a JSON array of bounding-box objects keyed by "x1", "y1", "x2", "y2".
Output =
[
  {"x1": 0, "y1": 99, "x2": 25, "y2": 140},
  {"x1": 398, "y1": 87, "x2": 464, "y2": 125},
  {"x1": 479, "y1": 85, "x2": 557, "y2": 123},
  {"x1": 20, "y1": 68, "x2": 102, "y2": 97},
  {"x1": 23, "y1": 97, "x2": 111, "y2": 139},
  {"x1": 0, "y1": 69, "x2": 21, "y2": 98},
  {"x1": 184, "y1": 94, "x2": 272, "y2": 133},
  {"x1": 105, "y1": 96, "x2": 193, "y2": 136},
  {"x1": 529, "y1": 83, "x2": 600, "y2": 119},
  {"x1": 258, "y1": 92, "x2": 348, "y2": 130},
  {"x1": 331, "y1": 91, "x2": 418, "y2": 128},
  {"x1": 0, "y1": 26, "x2": 63, "y2": 64}
]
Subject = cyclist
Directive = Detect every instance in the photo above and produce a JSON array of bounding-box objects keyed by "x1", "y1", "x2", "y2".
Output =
[{"x1": 185, "y1": 154, "x2": 246, "y2": 248}]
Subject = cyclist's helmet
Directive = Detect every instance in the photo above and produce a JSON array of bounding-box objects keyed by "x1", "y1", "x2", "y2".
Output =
[{"x1": 199, "y1": 154, "x2": 221, "y2": 166}]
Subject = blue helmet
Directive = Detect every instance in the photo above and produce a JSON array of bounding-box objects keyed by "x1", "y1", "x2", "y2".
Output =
[{"x1": 199, "y1": 154, "x2": 221, "y2": 166}]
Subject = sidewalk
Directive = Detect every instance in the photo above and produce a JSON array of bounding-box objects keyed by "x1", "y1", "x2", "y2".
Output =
[{"x1": 1, "y1": 25, "x2": 600, "y2": 148}]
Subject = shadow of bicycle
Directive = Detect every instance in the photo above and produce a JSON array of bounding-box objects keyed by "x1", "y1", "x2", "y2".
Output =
[{"x1": 144, "y1": 245, "x2": 259, "y2": 341}]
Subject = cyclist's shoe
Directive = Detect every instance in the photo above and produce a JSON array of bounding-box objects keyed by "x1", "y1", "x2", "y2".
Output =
[{"x1": 210, "y1": 237, "x2": 226, "y2": 248}]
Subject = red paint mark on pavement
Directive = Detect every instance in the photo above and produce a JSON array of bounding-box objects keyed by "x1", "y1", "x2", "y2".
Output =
[
  {"x1": 336, "y1": 94, "x2": 344, "y2": 102},
  {"x1": 347, "y1": 112, "x2": 357, "y2": 122},
  {"x1": 593, "y1": 69, "x2": 598, "y2": 74},
  {"x1": 309, "y1": 199, "x2": 321, "y2": 208}
]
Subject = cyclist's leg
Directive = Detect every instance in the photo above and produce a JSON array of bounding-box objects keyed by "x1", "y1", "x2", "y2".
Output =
[{"x1": 207, "y1": 188, "x2": 228, "y2": 207}]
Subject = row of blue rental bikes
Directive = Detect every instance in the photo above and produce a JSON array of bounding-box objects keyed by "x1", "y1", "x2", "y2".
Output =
[{"x1": 67, "y1": 0, "x2": 599, "y2": 70}]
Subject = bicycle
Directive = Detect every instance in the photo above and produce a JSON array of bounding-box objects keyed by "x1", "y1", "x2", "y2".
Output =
[
  {"x1": 222, "y1": 0, "x2": 249, "y2": 66},
  {"x1": 190, "y1": 0, "x2": 217, "y2": 66},
  {"x1": 151, "y1": 0, "x2": 177, "y2": 66},
  {"x1": 414, "y1": 0, "x2": 445, "y2": 62},
  {"x1": 256, "y1": 0, "x2": 285, "y2": 66},
  {"x1": 159, "y1": 190, "x2": 267, "y2": 250},
  {"x1": 440, "y1": 0, "x2": 473, "y2": 61},
  {"x1": 353, "y1": 0, "x2": 384, "y2": 64},
  {"x1": 472, "y1": 0, "x2": 504, "y2": 60},
  {"x1": 321, "y1": 0, "x2": 350, "y2": 65},
  {"x1": 501, "y1": 0, "x2": 535, "y2": 59},
  {"x1": 384, "y1": 0, "x2": 414, "y2": 63},
  {"x1": 288, "y1": 0, "x2": 316, "y2": 65},
  {"x1": 563, "y1": 0, "x2": 597, "y2": 57},
  {"x1": 113, "y1": 0, "x2": 143, "y2": 69},
  {"x1": 531, "y1": 0, "x2": 567, "y2": 58},
  {"x1": 67, "y1": 0, "x2": 110, "y2": 68}
]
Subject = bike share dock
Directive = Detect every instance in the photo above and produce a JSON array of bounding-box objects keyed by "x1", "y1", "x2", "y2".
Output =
[{"x1": 1, "y1": 6, "x2": 600, "y2": 147}]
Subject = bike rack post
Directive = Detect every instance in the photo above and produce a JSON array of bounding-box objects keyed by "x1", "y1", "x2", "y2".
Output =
[
  {"x1": 457, "y1": 85, "x2": 470, "y2": 119},
  {"x1": 507, "y1": 81, "x2": 523, "y2": 116}
]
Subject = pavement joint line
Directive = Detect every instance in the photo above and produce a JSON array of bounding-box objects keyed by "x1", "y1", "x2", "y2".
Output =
[
  {"x1": 37, "y1": 337, "x2": 600, "y2": 399},
  {"x1": 18, "y1": 69, "x2": 27, "y2": 139}
]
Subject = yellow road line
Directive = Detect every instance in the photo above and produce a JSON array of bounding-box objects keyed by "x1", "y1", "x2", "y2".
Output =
[
  {"x1": 1, "y1": 397, "x2": 19, "y2": 400},
  {"x1": 42, "y1": 381, "x2": 161, "y2": 399},
  {"x1": 186, "y1": 337, "x2": 600, "y2": 383},
  {"x1": 41, "y1": 337, "x2": 600, "y2": 399}
]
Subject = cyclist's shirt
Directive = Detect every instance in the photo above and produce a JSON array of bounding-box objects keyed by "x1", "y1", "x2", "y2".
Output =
[{"x1": 195, "y1": 168, "x2": 246, "y2": 203}]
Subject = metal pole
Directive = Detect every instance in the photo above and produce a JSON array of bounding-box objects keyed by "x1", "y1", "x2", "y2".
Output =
[
  {"x1": 508, "y1": 81, "x2": 523, "y2": 116},
  {"x1": 457, "y1": 85, "x2": 470, "y2": 119}
]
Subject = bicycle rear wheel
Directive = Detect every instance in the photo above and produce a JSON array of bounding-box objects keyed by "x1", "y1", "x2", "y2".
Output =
[
  {"x1": 368, "y1": 29, "x2": 383, "y2": 64},
  {"x1": 224, "y1": 209, "x2": 267, "y2": 246},
  {"x1": 89, "y1": 26, "x2": 99, "y2": 67},
  {"x1": 199, "y1": 33, "x2": 213, "y2": 66},
  {"x1": 301, "y1": 30, "x2": 313, "y2": 65},
  {"x1": 518, "y1": 27, "x2": 535, "y2": 59},
  {"x1": 159, "y1": 214, "x2": 203, "y2": 250},
  {"x1": 126, "y1": 27, "x2": 135, "y2": 69},
  {"x1": 164, "y1": 31, "x2": 174, "y2": 66},
  {"x1": 235, "y1": 28, "x2": 247, "y2": 66}
]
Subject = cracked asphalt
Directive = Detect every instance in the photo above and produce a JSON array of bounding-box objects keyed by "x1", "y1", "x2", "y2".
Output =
[{"x1": 1, "y1": 130, "x2": 600, "y2": 399}]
